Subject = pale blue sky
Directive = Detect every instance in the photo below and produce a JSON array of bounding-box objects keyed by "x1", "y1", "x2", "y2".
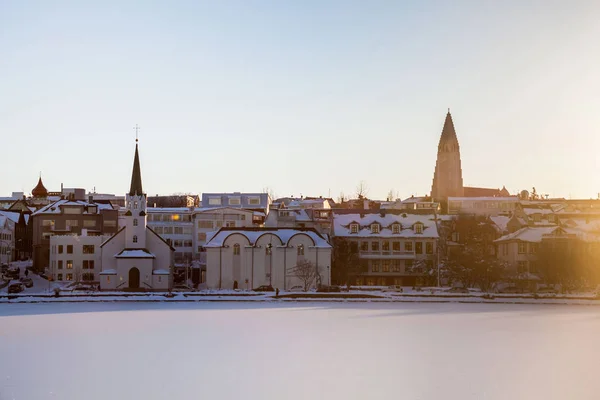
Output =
[{"x1": 1, "y1": 1, "x2": 599, "y2": 200}]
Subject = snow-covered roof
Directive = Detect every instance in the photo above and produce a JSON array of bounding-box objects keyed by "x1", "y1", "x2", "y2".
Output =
[
  {"x1": 115, "y1": 249, "x2": 156, "y2": 258},
  {"x1": 99, "y1": 269, "x2": 117, "y2": 275},
  {"x1": 447, "y1": 197, "x2": 517, "y2": 202},
  {"x1": 205, "y1": 228, "x2": 330, "y2": 248},
  {"x1": 0, "y1": 210, "x2": 20, "y2": 224},
  {"x1": 147, "y1": 207, "x2": 191, "y2": 213},
  {"x1": 522, "y1": 207, "x2": 555, "y2": 215},
  {"x1": 494, "y1": 227, "x2": 557, "y2": 243},
  {"x1": 333, "y1": 213, "x2": 438, "y2": 238},
  {"x1": 489, "y1": 216, "x2": 510, "y2": 233},
  {"x1": 152, "y1": 269, "x2": 170, "y2": 275},
  {"x1": 33, "y1": 199, "x2": 114, "y2": 215}
]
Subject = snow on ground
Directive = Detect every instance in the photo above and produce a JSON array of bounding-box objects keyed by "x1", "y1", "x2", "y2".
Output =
[{"x1": 1, "y1": 302, "x2": 599, "y2": 400}]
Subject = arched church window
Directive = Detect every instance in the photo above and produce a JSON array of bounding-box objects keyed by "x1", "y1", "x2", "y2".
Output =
[
  {"x1": 133, "y1": 235, "x2": 138, "y2": 243},
  {"x1": 134, "y1": 201, "x2": 138, "y2": 209},
  {"x1": 233, "y1": 244, "x2": 240, "y2": 255},
  {"x1": 133, "y1": 219, "x2": 138, "y2": 227}
]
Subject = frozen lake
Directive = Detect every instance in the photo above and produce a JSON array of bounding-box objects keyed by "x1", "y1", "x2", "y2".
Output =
[{"x1": 1, "y1": 302, "x2": 599, "y2": 400}]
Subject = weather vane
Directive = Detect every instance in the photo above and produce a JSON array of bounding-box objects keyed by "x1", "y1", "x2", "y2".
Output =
[{"x1": 134, "y1": 124, "x2": 140, "y2": 142}]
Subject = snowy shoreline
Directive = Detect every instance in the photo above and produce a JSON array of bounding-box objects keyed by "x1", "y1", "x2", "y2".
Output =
[{"x1": 2, "y1": 292, "x2": 600, "y2": 306}]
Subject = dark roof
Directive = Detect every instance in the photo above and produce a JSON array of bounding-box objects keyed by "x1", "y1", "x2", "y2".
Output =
[
  {"x1": 129, "y1": 143, "x2": 144, "y2": 196},
  {"x1": 32, "y1": 177, "x2": 48, "y2": 198}
]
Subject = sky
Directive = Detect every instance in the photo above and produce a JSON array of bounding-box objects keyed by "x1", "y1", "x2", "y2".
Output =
[{"x1": 1, "y1": 0, "x2": 600, "y2": 201}]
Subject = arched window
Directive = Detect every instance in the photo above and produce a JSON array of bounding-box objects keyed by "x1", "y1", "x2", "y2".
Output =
[
  {"x1": 133, "y1": 219, "x2": 138, "y2": 226},
  {"x1": 233, "y1": 243, "x2": 240, "y2": 255},
  {"x1": 133, "y1": 201, "x2": 138, "y2": 209},
  {"x1": 297, "y1": 244, "x2": 304, "y2": 256},
  {"x1": 133, "y1": 235, "x2": 138, "y2": 243}
]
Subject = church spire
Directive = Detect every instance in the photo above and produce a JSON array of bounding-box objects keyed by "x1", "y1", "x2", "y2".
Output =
[
  {"x1": 129, "y1": 141, "x2": 144, "y2": 196},
  {"x1": 438, "y1": 109, "x2": 458, "y2": 147}
]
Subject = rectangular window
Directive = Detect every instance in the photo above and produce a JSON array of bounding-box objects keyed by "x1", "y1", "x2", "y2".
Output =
[
  {"x1": 415, "y1": 224, "x2": 423, "y2": 234},
  {"x1": 392, "y1": 224, "x2": 400, "y2": 234},
  {"x1": 83, "y1": 220, "x2": 96, "y2": 228},
  {"x1": 58, "y1": 260, "x2": 63, "y2": 270},
  {"x1": 83, "y1": 245, "x2": 95, "y2": 254},
  {"x1": 228, "y1": 197, "x2": 241, "y2": 206},
  {"x1": 382, "y1": 260, "x2": 390, "y2": 272},
  {"x1": 83, "y1": 260, "x2": 88, "y2": 269},
  {"x1": 164, "y1": 227, "x2": 173, "y2": 234},
  {"x1": 66, "y1": 273, "x2": 73, "y2": 281},
  {"x1": 67, "y1": 245, "x2": 73, "y2": 254},
  {"x1": 184, "y1": 240, "x2": 193, "y2": 247},
  {"x1": 66, "y1": 260, "x2": 73, "y2": 269},
  {"x1": 382, "y1": 241, "x2": 390, "y2": 251},
  {"x1": 415, "y1": 242, "x2": 423, "y2": 254},
  {"x1": 405, "y1": 260, "x2": 413, "y2": 270},
  {"x1": 518, "y1": 242, "x2": 526, "y2": 254},
  {"x1": 360, "y1": 242, "x2": 368, "y2": 252},
  {"x1": 405, "y1": 242, "x2": 413, "y2": 252},
  {"x1": 371, "y1": 224, "x2": 380, "y2": 234},
  {"x1": 42, "y1": 220, "x2": 55, "y2": 227},
  {"x1": 104, "y1": 220, "x2": 117, "y2": 227},
  {"x1": 529, "y1": 261, "x2": 538, "y2": 273},
  {"x1": 530, "y1": 243, "x2": 538, "y2": 254},
  {"x1": 225, "y1": 221, "x2": 236, "y2": 227},
  {"x1": 154, "y1": 226, "x2": 163, "y2": 234},
  {"x1": 66, "y1": 219, "x2": 79, "y2": 227},
  {"x1": 392, "y1": 242, "x2": 401, "y2": 251},
  {"x1": 426, "y1": 242, "x2": 433, "y2": 254},
  {"x1": 174, "y1": 227, "x2": 183, "y2": 234},
  {"x1": 371, "y1": 261, "x2": 380, "y2": 272},
  {"x1": 371, "y1": 241, "x2": 379, "y2": 251},
  {"x1": 518, "y1": 261, "x2": 527, "y2": 273},
  {"x1": 57, "y1": 273, "x2": 63, "y2": 281},
  {"x1": 58, "y1": 245, "x2": 63, "y2": 254},
  {"x1": 197, "y1": 232, "x2": 207, "y2": 241},
  {"x1": 392, "y1": 260, "x2": 401, "y2": 272},
  {"x1": 350, "y1": 224, "x2": 359, "y2": 234},
  {"x1": 208, "y1": 197, "x2": 221, "y2": 205},
  {"x1": 248, "y1": 197, "x2": 261, "y2": 205},
  {"x1": 198, "y1": 221, "x2": 213, "y2": 229}
]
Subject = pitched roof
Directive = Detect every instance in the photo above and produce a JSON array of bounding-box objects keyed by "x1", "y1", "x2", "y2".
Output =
[
  {"x1": 204, "y1": 227, "x2": 330, "y2": 248},
  {"x1": 333, "y1": 213, "x2": 439, "y2": 238},
  {"x1": 129, "y1": 143, "x2": 144, "y2": 196}
]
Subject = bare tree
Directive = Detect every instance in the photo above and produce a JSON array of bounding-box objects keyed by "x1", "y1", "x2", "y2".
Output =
[
  {"x1": 262, "y1": 187, "x2": 276, "y2": 201},
  {"x1": 288, "y1": 260, "x2": 320, "y2": 292},
  {"x1": 355, "y1": 181, "x2": 369, "y2": 199},
  {"x1": 337, "y1": 191, "x2": 348, "y2": 204},
  {"x1": 386, "y1": 189, "x2": 399, "y2": 202}
]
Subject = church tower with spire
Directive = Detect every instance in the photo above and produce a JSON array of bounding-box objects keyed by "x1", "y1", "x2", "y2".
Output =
[
  {"x1": 431, "y1": 110, "x2": 464, "y2": 204},
  {"x1": 125, "y1": 139, "x2": 147, "y2": 249}
]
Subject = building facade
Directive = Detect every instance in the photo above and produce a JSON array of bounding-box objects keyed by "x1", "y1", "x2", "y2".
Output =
[
  {"x1": 31, "y1": 199, "x2": 118, "y2": 271},
  {"x1": 333, "y1": 212, "x2": 439, "y2": 286},
  {"x1": 49, "y1": 231, "x2": 110, "y2": 282},
  {"x1": 205, "y1": 228, "x2": 331, "y2": 291}
]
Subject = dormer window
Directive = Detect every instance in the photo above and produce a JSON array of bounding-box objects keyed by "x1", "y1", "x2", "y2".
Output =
[
  {"x1": 350, "y1": 224, "x2": 359, "y2": 234},
  {"x1": 414, "y1": 223, "x2": 423, "y2": 234},
  {"x1": 371, "y1": 224, "x2": 380, "y2": 234},
  {"x1": 392, "y1": 224, "x2": 400, "y2": 234}
]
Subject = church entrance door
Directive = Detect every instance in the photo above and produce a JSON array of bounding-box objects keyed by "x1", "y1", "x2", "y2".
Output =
[{"x1": 129, "y1": 267, "x2": 140, "y2": 289}]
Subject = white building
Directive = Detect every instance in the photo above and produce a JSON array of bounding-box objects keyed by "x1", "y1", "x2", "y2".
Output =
[
  {"x1": 333, "y1": 212, "x2": 439, "y2": 286},
  {"x1": 49, "y1": 230, "x2": 110, "y2": 282},
  {"x1": 98, "y1": 140, "x2": 174, "y2": 291},
  {"x1": 204, "y1": 228, "x2": 332, "y2": 291},
  {"x1": 0, "y1": 213, "x2": 15, "y2": 264}
]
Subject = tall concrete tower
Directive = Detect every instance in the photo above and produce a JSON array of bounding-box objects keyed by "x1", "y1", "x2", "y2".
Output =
[{"x1": 431, "y1": 110, "x2": 464, "y2": 204}]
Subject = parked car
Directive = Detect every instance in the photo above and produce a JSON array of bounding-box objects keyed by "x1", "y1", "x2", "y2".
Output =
[
  {"x1": 8, "y1": 282, "x2": 24, "y2": 294},
  {"x1": 253, "y1": 285, "x2": 274, "y2": 292},
  {"x1": 288, "y1": 285, "x2": 304, "y2": 292},
  {"x1": 6, "y1": 268, "x2": 19, "y2": 279},
  {"x1": 317, "y1": 285, "x2": 341, "y2": 293},
  {"x1": 19, "y1": 277, "x2": 33, "y2": 288}
]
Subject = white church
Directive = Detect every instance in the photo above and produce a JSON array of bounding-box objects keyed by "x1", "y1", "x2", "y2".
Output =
[{"x1": 99, "y1": 140, "x2": 174, "y2": 291}]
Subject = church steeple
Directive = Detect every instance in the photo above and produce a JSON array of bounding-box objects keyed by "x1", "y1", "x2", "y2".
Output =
[
  {"x1": 129, "y1": 141, "x2": 144, "y2": 196},
  {"x1": 438, "y1": 109, "x2": 459, "y2": 148}
]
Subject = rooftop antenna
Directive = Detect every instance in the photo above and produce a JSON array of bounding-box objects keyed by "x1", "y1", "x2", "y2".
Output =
[{"x1": 134, "y1": 124, "x2": 140, "y2": 142}]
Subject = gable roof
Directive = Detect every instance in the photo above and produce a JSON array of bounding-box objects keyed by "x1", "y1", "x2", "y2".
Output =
[{"x1": 147, "y1": 226, "x2": 176, "y2": 251}]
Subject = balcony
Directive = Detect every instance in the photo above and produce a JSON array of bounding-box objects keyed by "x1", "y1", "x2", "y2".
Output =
[{"x1": 359, "y1": 250, "x2": 416, "y2": 259}]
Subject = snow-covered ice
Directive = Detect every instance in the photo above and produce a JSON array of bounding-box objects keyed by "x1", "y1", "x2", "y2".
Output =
[{"x1": 1, "y1": 302, "x2": 599, "y2": 400}]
